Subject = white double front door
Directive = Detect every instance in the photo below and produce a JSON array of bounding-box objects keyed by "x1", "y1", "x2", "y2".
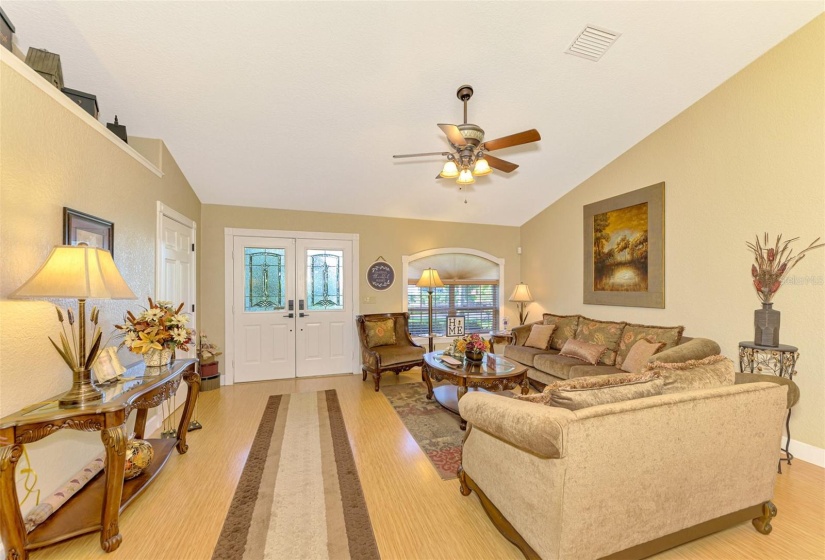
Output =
[{"x1": 232, "y1": 235, "x2": 354, "y2": 382}]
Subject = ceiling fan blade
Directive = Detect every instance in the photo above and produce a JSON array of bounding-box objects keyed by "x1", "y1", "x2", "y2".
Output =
[
  {"x1": 393, "y1": 151, "x2": 450, "y2": 158},
  {"x1": 436, "y1": 173, "x2": 444, "y2": 179},
  {"x1": 484, "y1": 154, "x2": 519, "y2": 173},
  {"x1": 482, "y1": 129, "x2": 541, "y2": 151},
  {"x1": 438, "y1": 124, "x2": 466, "y2": 146}
]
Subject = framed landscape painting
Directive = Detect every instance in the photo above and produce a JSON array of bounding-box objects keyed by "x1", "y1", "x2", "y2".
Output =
[
  {"x1": 583, "y1": 182, "x2": 665, "y2": 308},
  {"x1": 63, "y1": 207, "x2": 114, "y2": 256}
]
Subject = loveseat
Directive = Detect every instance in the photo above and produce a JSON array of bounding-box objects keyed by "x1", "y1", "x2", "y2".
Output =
[
  {"x1": 458, "y1": 379, "x2": 787, "y2": 559},
  {"x1": 506, "y1": 313, "x2": 720, "y2": 388}
]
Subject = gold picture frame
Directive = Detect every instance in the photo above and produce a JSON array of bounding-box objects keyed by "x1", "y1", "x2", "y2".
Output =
[{"x1": 583, "y1": 182, "x2": 665, "y2": 308}]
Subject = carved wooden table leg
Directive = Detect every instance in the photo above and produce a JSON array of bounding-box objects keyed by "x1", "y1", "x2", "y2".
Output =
[
  {"x1": 520, "y1": 376, "x2": 530, "y2": 395},
  {"x1": 0, "y1": 444, "x2": 27, "y2": 560},
  {"x1": 134, "y1": 409, "x2": 148, "y2": 439},
  {"x1": 176, "y1": 367, "x2": 201, "y2": 454},
  {"x1": 422, "y1": 363, "x2": 434, "y2": 399},
  {"x1": 100, "y1": 424, "x2": 127, "y2": 553}
]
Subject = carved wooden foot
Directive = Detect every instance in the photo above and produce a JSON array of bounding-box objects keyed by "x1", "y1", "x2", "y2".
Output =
[
  {"x1": 752, "y1": 501, "x2": 777, "y2": 535},
  {"x1": 458, "y1": 467, "x2": 472, "y2": 496},
  {"x1": 372, "y1": 372, "x2": 381, "y2": 392},
  {"x1": 362, "y1": 369, "x2": 367, "y2": 381},
  {"x1": 101, "y1": 524, "x2": 123, "y2": 553}
]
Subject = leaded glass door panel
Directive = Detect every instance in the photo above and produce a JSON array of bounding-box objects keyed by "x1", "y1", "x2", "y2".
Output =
[
  {"x1": 295, "y1": 239, "x2": 354, "y2": 377},
  {"x1": 233, "y1": 236, "x2": 296, "y2": 382}
]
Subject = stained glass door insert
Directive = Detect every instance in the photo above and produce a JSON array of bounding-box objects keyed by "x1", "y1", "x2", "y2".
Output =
[
  {"x1": 244, "y1": 248, "x2": 286, "y2": 311},
  {"x1": 306, "y1": 250, "x2": 344, "y2": 311}
]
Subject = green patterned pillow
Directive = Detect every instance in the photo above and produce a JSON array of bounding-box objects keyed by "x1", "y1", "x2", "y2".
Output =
[
  {"x1": 615, "y1": 324, "x2": 684, "y2": 368},
  {"x1": 365, "y1": 318, "x2": 397, "y2": 348},
  {"x1": 574, "y1": 317, "x2": 627, "y2": 365},
  {"x1": 542, "y1": 314, "x2": 580, "y2": 351}
]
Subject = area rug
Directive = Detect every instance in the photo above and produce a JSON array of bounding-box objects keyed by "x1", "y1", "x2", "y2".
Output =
[
  {"x1": 212, "y1": 390, "x2": 380, "y2": 560},
  {"x1": 380, "y1": 382, "x2": 464, "y2": 480}
]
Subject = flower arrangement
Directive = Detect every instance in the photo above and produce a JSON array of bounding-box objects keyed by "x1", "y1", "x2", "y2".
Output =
[
  {"x1": 197, "y1": 334, "x2": 222, "y2": 365},
  {"x1": 117, "y1": 298, "x2": 194, "y2": 354},
  {"x1": 450, "y1": 333, "x2": 491, "y2": 355},
  {"x1": 747, "y1": 234, "x2": 823, "y2": 303}
]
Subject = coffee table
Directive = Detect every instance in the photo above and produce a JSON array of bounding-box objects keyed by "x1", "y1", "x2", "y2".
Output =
[{"x1": 422, "y1": 351, "x2": 529, "y2": 429}]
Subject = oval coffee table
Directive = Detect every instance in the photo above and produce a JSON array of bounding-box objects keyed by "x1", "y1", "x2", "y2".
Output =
[{"x1": 422, "y1": 350, "x2": 529, "y2": 430}]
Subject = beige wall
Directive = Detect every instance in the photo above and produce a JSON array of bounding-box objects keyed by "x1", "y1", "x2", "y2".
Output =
[
  {"x1": 521, "y1": 16, "x2": 825, "y2": 450},
  {"x1": 0, "y1": 59, "x2": 201, "y2": 507},
  {"x1": 199, "y1": 204, "x2": 522, "y2": 359}
]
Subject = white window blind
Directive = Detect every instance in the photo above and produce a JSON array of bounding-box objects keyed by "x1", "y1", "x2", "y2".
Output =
[{"x1": 407, "y1": 282, "x2": 499, "y2": 336}]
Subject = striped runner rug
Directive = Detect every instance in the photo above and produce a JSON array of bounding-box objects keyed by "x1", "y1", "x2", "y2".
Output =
[{"x1": 212, "y1": 390, "x2": 380, "y2": 560}]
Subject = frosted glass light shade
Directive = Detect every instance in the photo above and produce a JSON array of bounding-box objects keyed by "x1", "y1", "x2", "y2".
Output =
[
  {"x1": 457, "y1": 168, "x2": 475, "y2": 185},
  {"x1": 12, "y1": 245, "x2": 136, "y2": 300},
  {"x1": 440, "y1": 160, "x2": 459, "y2": 178},
  {"x1": 416, "y1": 268, "x2": 444, "y2": 289},
  {"x1": 508, "y1": 283, "x2": 533, "y2": 303},
  {"x1": 472, "y1": 157, "x2": 492, "y2": 176}
]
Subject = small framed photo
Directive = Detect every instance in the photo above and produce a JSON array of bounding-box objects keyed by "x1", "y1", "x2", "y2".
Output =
[
  {"x1": 446, "y1": 316, "x2": 465, "y2": 337},
  {"x1": 93, "y1": 346, "x2": 126, "y2": 384},
  {"x1": 63, "y1": 207, "x2": 114, "y2": 256}
]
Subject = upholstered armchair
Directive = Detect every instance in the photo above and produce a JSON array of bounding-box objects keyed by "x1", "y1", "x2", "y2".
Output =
[{"x1": 357, "y1": 312, "x2": 425, "y2": 391}]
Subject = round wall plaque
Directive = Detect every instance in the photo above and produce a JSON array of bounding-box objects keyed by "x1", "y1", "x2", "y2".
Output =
[{"x1": 366, "y1": 260, "x2": 395, "y2": 291}]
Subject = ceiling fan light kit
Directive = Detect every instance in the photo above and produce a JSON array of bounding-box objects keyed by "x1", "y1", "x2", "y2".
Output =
[{"x1": 393, "y1": 85, "x2": 541, "y2": 191}]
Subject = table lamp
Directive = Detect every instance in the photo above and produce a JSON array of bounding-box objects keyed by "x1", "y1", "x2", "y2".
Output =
[
  {"x1": 12, "y1": 245, "x2": 136, "y2": 406},
  {"x1": 509, "y1": 282, "x2": 533, "y2": 325},
  {"x1": 416, "y1": 268, "x2": 444, "y2": 352}
]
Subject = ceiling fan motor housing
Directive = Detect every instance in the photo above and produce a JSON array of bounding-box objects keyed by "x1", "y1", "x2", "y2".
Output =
[{"x1": 457, "y1": 124, "x2": 484, "y2": 147}]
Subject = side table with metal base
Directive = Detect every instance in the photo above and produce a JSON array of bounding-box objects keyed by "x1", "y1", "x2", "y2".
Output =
[{"x1": 739, "y1": 341, "x2": 798, "y2": 472}]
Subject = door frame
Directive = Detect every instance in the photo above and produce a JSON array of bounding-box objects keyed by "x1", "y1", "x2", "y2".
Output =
[
  {"x1": 223, "y1": 228, "x2": 360, "y2": 386},
  {"x1": 155, "y1": 202, "x2": 198, "y2": 344}
]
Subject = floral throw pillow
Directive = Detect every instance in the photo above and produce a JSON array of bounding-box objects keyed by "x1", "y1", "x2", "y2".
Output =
[
  {"x1": 615, "y1": 324, "x2": 684, "y2": 368},
  {"x1": 365, "y1": 318, "x2": 396, "y2": 348},
  {"x1": 574, "y1": 317, "x2": 627, "y2": 366},
  {"x1": 542, "y1": 314, "x2": 581, "y2": 350}
]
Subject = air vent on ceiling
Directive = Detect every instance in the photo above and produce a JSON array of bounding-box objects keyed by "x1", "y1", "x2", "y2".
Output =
[{"x1": 565, "y1": 25, "x2": 621, "y2": 62}]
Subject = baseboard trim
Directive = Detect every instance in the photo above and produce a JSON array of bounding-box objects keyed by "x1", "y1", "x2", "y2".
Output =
[{"x1": 782, "y1": 437, "x2": 825, "y2": 468}]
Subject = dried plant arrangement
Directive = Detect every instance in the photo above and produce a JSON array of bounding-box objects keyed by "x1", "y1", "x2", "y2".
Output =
[{"x1": 747, "y1": 233, "x2": 823, "y2": 303}]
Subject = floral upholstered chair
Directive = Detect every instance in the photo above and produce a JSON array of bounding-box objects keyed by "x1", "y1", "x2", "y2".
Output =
[{"x1": 356, "y1": 312, "x2": 424, "y2": 391}]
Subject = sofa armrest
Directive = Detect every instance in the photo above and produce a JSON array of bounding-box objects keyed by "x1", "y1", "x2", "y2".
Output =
[
  {"x1": 458, "y1": 392, "x2": 575, "y2": 458},
  {"x1": 736, "y1": 372, "x2": 799, "y2": 408},
  {"x1": 650, "y1": 337, "x2": 720, "y2": 364},
  {"x1": 511, "y1": 321, "x2": 541, "y2": 346}
]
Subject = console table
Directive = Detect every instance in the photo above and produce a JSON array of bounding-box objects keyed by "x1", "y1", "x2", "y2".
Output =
[
  {"x1": 738, "y1": 342, "x2": 798, "y2": 470},
  {"x1": 0, "y1": 359, "x2": 199, "y2": 559}
]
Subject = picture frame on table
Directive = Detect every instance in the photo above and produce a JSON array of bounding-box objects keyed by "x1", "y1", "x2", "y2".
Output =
[
  {"x1": 446, "y1": 316, "x2": 465, "y2": 337},
  {"x1": 93, "y1": 346, "x2": 126, "y2": 384},
  {"x1": 63, "y1": 207, "x2": 114, "y2": 256}
]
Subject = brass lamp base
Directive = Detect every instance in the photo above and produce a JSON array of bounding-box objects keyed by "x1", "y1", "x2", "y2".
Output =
[{"x1": 58, "y1": 368, "x2": 105, "y2": 407}]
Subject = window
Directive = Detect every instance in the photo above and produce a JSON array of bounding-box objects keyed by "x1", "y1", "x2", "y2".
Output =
[{"x1": 407, "y1": 282, "x2": 499, "y2": 336}]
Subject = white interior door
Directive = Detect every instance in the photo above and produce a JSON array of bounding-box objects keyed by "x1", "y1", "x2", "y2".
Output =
[
  {"x1": 159, "y1": 214, "x2": 195, "y2": 359},
  {"x1": 233, "y1": 236, "x2": 296, "y2": 382},
  {"x1": 295, "y1": 239, "x2": 354, "y2": 377}
]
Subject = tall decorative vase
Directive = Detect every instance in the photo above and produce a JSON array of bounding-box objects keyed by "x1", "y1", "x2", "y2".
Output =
[
  {"x1": 754, "y1": 302, "x2": 780, "y2": 347},
  {"x1": 143, "y1": 347, "x2": 173, "y2": 367}
]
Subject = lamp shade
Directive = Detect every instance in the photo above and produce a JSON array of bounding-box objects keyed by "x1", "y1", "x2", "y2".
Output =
[
  {"x1": 12, "y1": 245, "x2": 136, "y2": 300},
  {"x1": 440, "y1": 160, "x2": 459, "y2": 178},
  {"x1": 416, "y1": 268, "x2": 444, "y2": 289},
  {"x1": 456, "y1": 168, "x2": 475, "y2": 185},
  {"x1": 472, "y1": 157, "x2": 492, "y2": 176},
  {"x1": 508, "y1": 283, "x2": 533, "y2": 303}
]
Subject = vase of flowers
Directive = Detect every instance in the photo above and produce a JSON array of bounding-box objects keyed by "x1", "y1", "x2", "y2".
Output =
[
  {"x1": 747, "y1": 234, "x2": 823, "y2": 346},
  {"x1": 117, "y1": 299, "x2": 195, "y2": 366},
  {"x1": 450, "y1": 333, "x2": 491, "y2": 363}
]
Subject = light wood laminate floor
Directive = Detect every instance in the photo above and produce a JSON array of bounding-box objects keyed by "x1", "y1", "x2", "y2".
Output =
[{"x1": 31, "y1": 371, "x2": 825, "y2": 560}]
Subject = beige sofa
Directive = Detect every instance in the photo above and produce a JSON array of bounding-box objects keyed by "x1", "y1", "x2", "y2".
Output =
[
  {"x1": 458, "y1": 381, "x2": 787, "y2": 560},
  {"x1": 506, "y1": 315, "x2": 720, "y2": 388}
]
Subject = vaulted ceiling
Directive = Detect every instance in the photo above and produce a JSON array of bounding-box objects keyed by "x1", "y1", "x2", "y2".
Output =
[{"x1": 6, "y1": 1, "x2": 822, "y2": 226}]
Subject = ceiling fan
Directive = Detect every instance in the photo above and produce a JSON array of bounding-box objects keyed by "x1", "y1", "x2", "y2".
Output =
[{"x1": 393, "y1": 85, "x2": 541, "y2": 186}]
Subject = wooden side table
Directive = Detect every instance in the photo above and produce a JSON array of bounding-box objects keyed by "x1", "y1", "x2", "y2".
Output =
[
  {"x1": 0, "y1": 359, "x2": 199, "y2": 559},
  {"x1": 739, "y1": 342, "x2": 798, "y2": 470},
  {"x1": 488, "y1": 331, "x2": 514, "y2": 349}
]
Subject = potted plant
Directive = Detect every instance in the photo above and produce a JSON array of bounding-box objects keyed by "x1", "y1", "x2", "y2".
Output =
[
  {"x1": 197, "y1": 334, "x2": 222, "y2": 378},
  {"x1": 117, "y1": 298, "x2": 194, "y2": 366},
  {"x1": 450, "y1": 333, "x2": 491, "y2": 363}
]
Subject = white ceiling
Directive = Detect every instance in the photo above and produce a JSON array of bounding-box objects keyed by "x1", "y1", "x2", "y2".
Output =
[{"x1": 6, "y1": 1, "x2": 822, "y2": 226}]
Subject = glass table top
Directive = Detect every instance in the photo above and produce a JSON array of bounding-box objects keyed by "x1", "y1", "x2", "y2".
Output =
[{"x1": 429, "y1": 350, "x2": 519, "y2": 376}]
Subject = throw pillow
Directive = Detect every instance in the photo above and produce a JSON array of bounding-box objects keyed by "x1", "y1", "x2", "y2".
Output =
[
  {"x1": 620, "y1": 339, "x2": 665, "y2": 373},
  {"x1": 643, "y1": 355, "x2": 735, "y2": 394},
  {"x1": 364, "y1": 318, "x2": 396, "y2": 348},
  {"x1": 574, "y1": 317, "x2": 627, "y2": 366},
  {"x1": 541, "y1": 314, "x2": 581, "y2": 350},
  {"x1": 515, "y1": 371, "x2": 663, "y2": 410},
  {"x1": 524, "y1": 324, "x2": 556, "y2": 350},
  {"x1": 559, "y1": 338, "x2": 607, "y2": 365},
  {"x1": 615, "y1": 324, "x2": 684, "y2": 368}
]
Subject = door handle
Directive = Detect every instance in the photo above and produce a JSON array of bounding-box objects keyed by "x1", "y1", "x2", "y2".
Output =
[
  {"x1": 299, "y1": 312, "x2": 310, "y2": 318},
  {"x1": 283, "y1": 313, "x2": 294, "y2": 318}
]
